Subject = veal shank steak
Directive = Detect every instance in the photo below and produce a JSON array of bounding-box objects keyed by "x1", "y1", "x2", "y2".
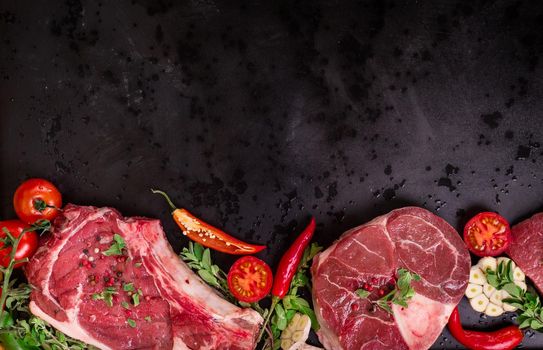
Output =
[
  {"x1": 25, "y1": 204, "x2": 263, "y2": 350},
  {"x1": 507, "y1": 212, "x2": 543, "y2": 294},
  {"x1": 311, "y1": 207, "x2": 470, "y2": 350}
]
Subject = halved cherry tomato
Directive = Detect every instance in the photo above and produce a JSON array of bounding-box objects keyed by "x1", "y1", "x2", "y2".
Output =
[
  {"x1": 463, "y1": 212, "x2": 511, "y2": 257},
  {"x1": 0, "y1": 220, "x2": 38, "y2": 268},
  {"x1": 227, "y1": 256, "x2": 272, "y2": 303},
  {"x1": 13, "y1": 178, "x2": 62, "y2": 224}
]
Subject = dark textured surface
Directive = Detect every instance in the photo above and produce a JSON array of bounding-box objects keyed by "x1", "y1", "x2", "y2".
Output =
[{"x1": 1, "y1": 0, "x2": 543, "y2": 348}]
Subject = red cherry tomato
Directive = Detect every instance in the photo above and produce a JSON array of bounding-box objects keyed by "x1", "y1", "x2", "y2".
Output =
[
  {"x1": 0, "y1": 220, "x2": 38, "y2": 268},
  {"x1": 13, "y1": 178, "x2": 62, "y2": 224},
  {"x1": 227, "y1": 256, "x2": 273, "y2": 303},
  {"x1": 463, "y1": 212, "x2": 511, "y2": 257}
]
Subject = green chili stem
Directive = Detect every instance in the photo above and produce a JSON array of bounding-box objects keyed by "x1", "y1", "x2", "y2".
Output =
[{"x1": 150, "y1": 189, "x2": 177, "y2": 212}]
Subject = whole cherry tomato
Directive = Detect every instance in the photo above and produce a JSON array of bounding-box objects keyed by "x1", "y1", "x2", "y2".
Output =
[
  {"x1": 0, "y1": 220, "x2": 38, "y2": 268},
  {"x1": 13, "y1": 178, "x2": 62, "y2": 224}
]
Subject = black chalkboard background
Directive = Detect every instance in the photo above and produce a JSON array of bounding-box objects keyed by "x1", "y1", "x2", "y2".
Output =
[{"x1": 1, "y1": 0, "x2": 543, "y2": 348}]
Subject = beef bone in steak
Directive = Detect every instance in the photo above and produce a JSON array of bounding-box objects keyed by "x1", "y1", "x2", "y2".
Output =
[
  {"x1": 311, "y1": 207, "x2": 470, "y2": 350},
  {"x1": 507, "y1": 212, "x2": 543, "y2": 294},
  {"x1": 25, "y1": 204, "x2": 263, "y2": 350}
]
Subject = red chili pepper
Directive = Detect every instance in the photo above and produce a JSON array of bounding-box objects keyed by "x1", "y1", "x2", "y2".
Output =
[
  {"x1": 152, "y1": 190, "x2": 265, "y2": 255},
  {"x1": 256, "y1": 217, "x2": 316, "y2": 342},
  {"x1": 448, "y1": 307, "x2": 523, "y2": 350},
  {"x1": 271, "y1": 217, "x2": 316, "y2": 298}
]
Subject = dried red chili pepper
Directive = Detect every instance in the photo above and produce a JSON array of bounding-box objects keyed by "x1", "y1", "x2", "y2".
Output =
[
  {"x1": 448, "y1": 306, "x2": 523, "y2": 350},
  {"x1": 152, "y1": 189, "x2": 265, "y2": 255}
]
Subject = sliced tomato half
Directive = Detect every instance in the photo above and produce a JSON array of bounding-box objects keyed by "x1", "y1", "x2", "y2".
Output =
[
  {"x1": 463, "y1": 212, "x2": 511, "y2": 257},
  {"x1": 227, "y1": 256, "x2": 272, "y2": 303}
]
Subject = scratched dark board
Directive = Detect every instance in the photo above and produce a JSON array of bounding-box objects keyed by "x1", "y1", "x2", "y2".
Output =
[{"x1": 1, "y1": 0, "x2": 543, "y2": 348}]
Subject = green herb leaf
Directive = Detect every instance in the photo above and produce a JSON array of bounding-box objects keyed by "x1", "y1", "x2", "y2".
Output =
[
  {"x1": 198, "y1": 269, "x2": 220, "y2": 288},
  {"x1": 392, "y1": 298, "x2": 408, "y2": 308},
  {"x1": 507, "y1": 261, "x2": 515, "y2": 282},
  {"x1": 532, "y1": 319, "x2": 543, "y2": 330},
  {"x1": 127, "y1": 318, "x2": 136, "y2": 328},
  {"x1": 201, "y1": 249, "x2": 212, "y2": 271},
  {"x1": 123, "y1": 283, "x2": 135, "y2": 292},
  {"x1": 499, "y1": 261, "x2": 505, "y2": 278},
  {"x1": 102, "y1": 234, "x2": 126, "y2": 256},
  {"x1": 92, "y1": 287, "x2": 117, "y2": 307},
  {"x1": 285, "y1": 297, "x2": 319, "y2": 331},
  {"x1": 373, "y1": 268, "x2": 420, "y2": 315},
  {"x1": 502, "y1": 283, "x2": 523, "y2": 299},
  {"x1": 145, "y1": 316, "x2": 152, "y2": 322},
  {"x1": 288, "y1": 296, "x2": 310, "y2": 309},
  {"x1": 526, "y1": 292, "x2": 538, "y2": 304},
  {"x1": 490, "y1": 261, "x2": 543, "y2": 332},
  {"x1": 503, "y1": 299, "x2": 525, "y2": 311},
  {"x1": 376, "y1": 300, "x2": 393, "y2": 314},
  {"x1": 180, "y1": 243, "x2": 237, "y2": 304},
  {"x1": 1, "y1": 285, "x2": 94, "y2": 348},
  {"x1": 519, "y1": 317, "x2": 532, "y2": 328},
  {"x1": 285, "y1": 309, "x2": 297, "y2": 323},
  {"x1": 274, "y1": 303, "x2": 287, "y2": 331},
  {"x1": 486, "y1": 273, "x2": 499, "y2": 288},
  {"x1": 132, "y1": 293, "x2": 140, "y2": 306},
  {"x1": 121, "y1": 301, "x2": 130, "y2": 309},
  {"x1": 193, "y1": 243, "x2": 204, "y2": 260},
  {"x1": 355, "y1": 289, "x2": 370, "y2": 298}
]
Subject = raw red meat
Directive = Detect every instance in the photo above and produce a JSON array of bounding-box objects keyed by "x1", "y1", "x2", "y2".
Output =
[
  {"x1": 311, "y1": 207, "x2": 470, "y2": 350},
  {"x1": 25, "y1": 205, "x2": 262, "y2": 350},
  {"x1": 507, "y1": 212, "x2": 543, "y2": 293}
]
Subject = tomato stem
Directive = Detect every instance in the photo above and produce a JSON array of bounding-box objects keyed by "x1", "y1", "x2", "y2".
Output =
[
  {"x1": 0, "y1": 228, "x2": 25, "y2": 322},
  {"x1": 1, "y1": 228, "x2": 15, "y2": 246},
  {"x1": 150, "y1": 189, "x2": 177, "y2": 212},
  {"x1": 33, "y1": 199, "x2": 47, "y2": 212},
  {"x1": 30, "y1": 219, "x2": 51, "y2": 233}
]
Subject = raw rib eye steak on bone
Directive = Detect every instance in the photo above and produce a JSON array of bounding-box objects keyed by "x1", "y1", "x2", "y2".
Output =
[
  {"x1": 311, "y1": 207, "x2": 470, "y2": 350},
  {"x1": 25, "y1": 204, "x2": 263, "y2": 350}
]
